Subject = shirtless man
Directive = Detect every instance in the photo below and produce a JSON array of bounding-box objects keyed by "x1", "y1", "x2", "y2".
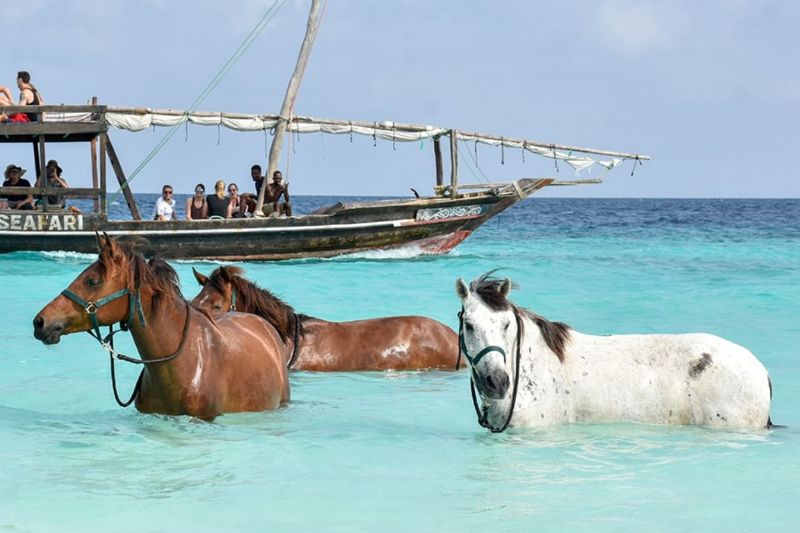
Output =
[{"x1": 264, "y1": 170, "x2": 292, "y2": 217}]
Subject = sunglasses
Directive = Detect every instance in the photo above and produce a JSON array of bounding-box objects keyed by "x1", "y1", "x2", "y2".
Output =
[
  {"x1": 163, "y1": 190, "x2": 173, "y2": 195},
  {"x1": 228, "y1": 188, "x2": 237, "y2": 192},
  {"x1": 195, "y1": 189, "x2": 204, "y2": 193}
]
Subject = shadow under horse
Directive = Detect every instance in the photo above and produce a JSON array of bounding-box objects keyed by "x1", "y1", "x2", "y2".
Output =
[
  {"x1": 191, "y1": 266, "x2": 462, "y2": 371},
  {"x1": 32, "y1": 234, "x2": 289, "y2": 418}
]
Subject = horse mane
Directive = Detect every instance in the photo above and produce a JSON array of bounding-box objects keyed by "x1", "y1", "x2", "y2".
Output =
[
  {"x1": 98, "y1": 238, "x2": 183, "y2": 312},
  {"x1": 208, "y1": 266, "x2": 303, "y2": 343},
  {"x1": 471, "y1": 272, "x2": 571, "y2": 362}
]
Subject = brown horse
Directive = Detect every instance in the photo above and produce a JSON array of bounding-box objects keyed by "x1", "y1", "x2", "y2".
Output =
[
  {"x1": 191, "y1": 266, "x2": 462, "y2": 371},
  {"x1": 32, "y1": 235, "x2": 289, "y2": 418}
]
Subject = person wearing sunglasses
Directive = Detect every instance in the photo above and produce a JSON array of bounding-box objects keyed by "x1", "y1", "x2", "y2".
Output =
[
  {"x1": 186, "y1": 183, "x2": 208, "y2": 220},
  {"x1": 153, "y1": 184, "x2": 177, "y2": 221},
  {"x1": 227, "y1": 183, "x2": 245, "y2": 218}
]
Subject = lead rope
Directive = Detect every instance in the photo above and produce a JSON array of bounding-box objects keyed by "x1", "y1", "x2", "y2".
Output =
[
  {"x1": 455, "y1": 308, "x2": 464, "y2": 370},
  {"x1": 466, "y1": 311, "x2": 524, "y2": 433},
  {"x1": 101, "y1": 300, "x2": 193, "y2": 407}
]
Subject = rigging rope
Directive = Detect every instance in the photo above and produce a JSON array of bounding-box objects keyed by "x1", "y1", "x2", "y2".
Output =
[{"x1": 111, "y1": 0, "x2": 286, "y2": 204}]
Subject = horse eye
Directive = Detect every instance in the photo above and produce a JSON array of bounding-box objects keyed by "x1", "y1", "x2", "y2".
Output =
[
  {"x1": 503, "y1": 322, "x2": 510, "y2": 331},
  {"x1": 213, "y1": 304, "x2": 222, "y2": 311},
  {"x1": 464, "y1": 321, "x2": 474, "y2": 332},
  {"x1": 87, "y1": 277, "x2": 102, "y2": 287}
]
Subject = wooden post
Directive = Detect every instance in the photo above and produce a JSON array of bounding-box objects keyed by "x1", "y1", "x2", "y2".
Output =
[
  {"x1": 99, "y1": 133, "x2": 107, "y2": 216},
  {"x1": 433, "y1": 136, "x2": 443, "y2": 192},
  {"x1": 37, "y1": 135, "x2": 49, "y2": 211},
  {"x1": 256, "y1": 0, "x2": 324, "y2": 214},
  {"x1": 104, "y1": 134, "x2": 141, "y2": 220},
  {"x1": 90, "y1": 97, "x2": 99, "y2": 213},
  {"x1": 449, "y1": 129, "x2": 458, "y2": 198}
]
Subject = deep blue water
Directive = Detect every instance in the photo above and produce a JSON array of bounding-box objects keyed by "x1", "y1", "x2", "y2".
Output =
[{"x1": 1, "y1": 197, "x2": 798, "y2": 531}]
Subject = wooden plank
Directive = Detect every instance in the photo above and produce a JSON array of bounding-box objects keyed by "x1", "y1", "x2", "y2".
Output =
[
  {"x1": 449, "y1": 129, "x2": 459, "y2": 199},
  {"x1": 104, "y1": 134, "x2": 140, "y2": 220},
  {"x1": 433, "y1": 137, "x2": 443, "y2": 190},
  {"x1": 37, "y1": 135, "x2": 49, "y2": 211},
  {"x1": 0, "y1": 122, "x2": 107, "y2": 137},
  {"x1": 99, "y1": 133, "x2": 107, "y2": 216},
  {"x1": 0, "y1": 104, "x2": 106, "y2": 114},
  {"x1": 90, "y1": 97, "x2": 99, "y2": 212},
  {"x1": 0, "y1": 187, "x2": 101, "y2": 197}
]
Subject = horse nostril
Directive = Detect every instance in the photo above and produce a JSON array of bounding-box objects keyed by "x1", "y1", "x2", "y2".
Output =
[
  {"x1": 33, "y1": 315, "x2": 44, "y2": 330},
  {"x1": 486, "y1": 375, "x2": 496, "y2": 391}
]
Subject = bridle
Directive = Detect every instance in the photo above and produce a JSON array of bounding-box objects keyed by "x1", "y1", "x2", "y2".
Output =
[
  {"x1": 61, "y1": 284, "x2": 189, "y2": 407},
  {"x1": 229, "y1": 286, "x2": 301, "y2": 370},
  {"x1": 458, "y1": 306, "x2": 524, "y2": 433}
]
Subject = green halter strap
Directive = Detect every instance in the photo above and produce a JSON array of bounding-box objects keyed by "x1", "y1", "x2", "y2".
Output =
[{"x1": 61, "y1": 287, "x2": 146, "y2": 341}]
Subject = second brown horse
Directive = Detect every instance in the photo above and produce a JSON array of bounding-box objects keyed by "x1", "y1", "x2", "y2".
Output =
[{"x1": 191, "y1": 266, "x2": 462, "y2": 371}]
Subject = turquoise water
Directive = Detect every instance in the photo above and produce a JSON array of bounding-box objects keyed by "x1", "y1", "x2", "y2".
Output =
[{"x1": 1, "y1": 198, "x2": 799, "y2": 531}]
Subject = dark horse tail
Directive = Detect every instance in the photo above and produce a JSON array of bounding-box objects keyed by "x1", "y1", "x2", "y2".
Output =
[{"x1": 767, "y1": 376, "x2": 786, "y2": 429}]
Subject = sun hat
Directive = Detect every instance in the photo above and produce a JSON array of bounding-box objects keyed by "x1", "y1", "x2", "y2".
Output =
[
  {"x1": 46, "y1": 159, "x2": 63, "y2": 174},
  {"x1": 4, "y1": 164, "x2": 26, "y2": 180}
]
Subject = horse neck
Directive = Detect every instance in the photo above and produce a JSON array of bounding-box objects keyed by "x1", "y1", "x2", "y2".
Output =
[
  {"x1": 237, "y1": 280, "x2": 298, "y2": 339},
  {"x1": 128, "y1": 288, "x2": 190, "y2": 362}
]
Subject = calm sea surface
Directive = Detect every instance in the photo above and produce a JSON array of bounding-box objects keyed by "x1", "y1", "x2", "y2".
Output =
[{"x1": 1, "y1": 197, "x2": 798, "y2": 531}]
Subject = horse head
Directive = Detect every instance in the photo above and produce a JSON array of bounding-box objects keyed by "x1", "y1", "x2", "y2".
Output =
[
  {"x1": 456, "y1": 273, "x2": 519, "y2": 400},
  {"x1": 192, "y1": 265, "x2": 242, "y2": 314},
  {"x1": 33, "y1": 233, "x2": 139, "y2": 344}
]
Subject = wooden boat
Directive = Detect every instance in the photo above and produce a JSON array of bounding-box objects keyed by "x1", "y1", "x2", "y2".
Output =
[{"x1": 0, "y1": 2, "x2": 648, "y2": 261}]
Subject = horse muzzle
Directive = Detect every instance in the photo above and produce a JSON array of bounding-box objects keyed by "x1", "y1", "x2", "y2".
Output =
[
  {"x1": 476, "y1": 367, "x2": 510, "y2": 400},
  {"x1": 33, "y1": 314, "x2": 65, "y2": 345}
]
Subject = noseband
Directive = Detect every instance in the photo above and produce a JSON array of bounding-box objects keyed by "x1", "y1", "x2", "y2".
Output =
[
  {"x1": 458, "y1": 307, "x2": 524, "y2": 433},
  {"x1": 61, "y1": 285, "x2": 189, "y2": 407}
]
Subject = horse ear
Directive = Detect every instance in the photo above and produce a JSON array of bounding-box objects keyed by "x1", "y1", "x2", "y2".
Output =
[
  {"x1": 455, "y1": 278, "x2": 470, "y2": 301},
  {"x1": 193, "y1": 267, "x2": 209, "y2": 286},
  {"x1": 95, "y1": 231, "x2": 114, "y2": 255},
  {"x1": 499, "y1": 277, "x2": 511, "y2": 297}
]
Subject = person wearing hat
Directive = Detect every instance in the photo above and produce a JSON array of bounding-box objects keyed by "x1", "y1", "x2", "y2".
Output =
[
  {"x1": 186, "y1": 183, "x2": 208, "y2": 220},
  {"x1": 2, "y1": 164, "x2": 35, "y2": 209},
  {"x1": 34, "y1": 159, "x2": 69, "y2": 209}
]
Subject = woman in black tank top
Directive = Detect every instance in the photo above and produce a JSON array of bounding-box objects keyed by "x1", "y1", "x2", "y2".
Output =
[
  {"x1": 16, "y1": 71, "x2": 42, "y2": 122},
  {"x1": 186, "y1": 183, "x2": 208, "y2": 219},
  {"x1": 207, "y1": 180, "x2": 231, "y2": 218}
]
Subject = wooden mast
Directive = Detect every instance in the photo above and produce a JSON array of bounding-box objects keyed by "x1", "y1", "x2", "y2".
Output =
[{"x1": 256, "y1": 0, "x2": 324, "y2": 214}]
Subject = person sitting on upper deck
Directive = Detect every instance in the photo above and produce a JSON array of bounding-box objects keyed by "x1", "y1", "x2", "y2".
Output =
[
  {"x1": 262, "y1": 170, "x2": 292, "y2": 217},
  {"x1": 186, "y1": 183, "x2": 208, "y2": 220},
  {"x1": 0, "y1": 85, "x2": 13, "y2": 122},
  {"x1": 207, "y1": 179, "x2": 231, "y2": 219},
  {"x1": 6, "y1": 71, "x2": 43, "y2": 123},
  {"x1": 153, "y1": 184, "x2": 177, "y2": 221},
  {"x1": 34, "y1": 159, "x2": 69, "y2": 209},
  {"x1": 2, "y1": 164, "x2": 35, "y2": 210}
]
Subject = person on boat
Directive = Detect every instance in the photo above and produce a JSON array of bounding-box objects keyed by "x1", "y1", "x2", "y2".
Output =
[
  {"x1": 239, "y1": 164, "x2": 264, "y2": 217},
  {"x1": 2, "y1": 164, "x2": 35, "y2": 209},
  {"x1": 227, "y1": 182, "x2": 245, "y2": 218},
  {"x1": 186, "y1": 183, "x2": 208, "y2": 220},
  {"x1": 207, "y1": 179, "x2": 231, "y2": 219},
  {"x1": 33, "y1": 159, "x2": 69, "y2": 209},
  {"x1": 263, "y1": 170, "x2": 292, "y2": 217},
  {"x1": 7, "y1": 71, "x2": 43, "y2": 123},
  {"x1": 0, "y1": 85, "x2": 13, "y2": 122},
  {"x1": 153, "y1": 184, "x2": 177, "y2": 221}
]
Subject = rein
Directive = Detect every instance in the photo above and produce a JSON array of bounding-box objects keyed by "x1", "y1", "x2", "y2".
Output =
[
  {"x1": 61, "y1": 287, "x2": 190, "y2": 407},
  {"x1": 458, "y1": 307, "x2": 524, "y2": 433}
]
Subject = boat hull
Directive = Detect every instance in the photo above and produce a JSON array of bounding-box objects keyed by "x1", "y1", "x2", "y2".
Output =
[{"x1": 0, "y1": 180, "x2": 548, "y2": 260}]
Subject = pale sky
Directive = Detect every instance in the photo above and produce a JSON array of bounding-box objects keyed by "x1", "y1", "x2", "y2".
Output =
[{"x1": 2, "y1": 0, "x2": 798, "y2": 197}]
